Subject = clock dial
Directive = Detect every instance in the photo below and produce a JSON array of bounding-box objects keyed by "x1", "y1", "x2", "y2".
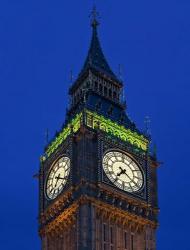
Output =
[
  {"x1": 103, "y1": 151, "x2": 144, "y2": 193},
  {"x1": 46, "y1": 156, "x2": 70, "y2": 200}
]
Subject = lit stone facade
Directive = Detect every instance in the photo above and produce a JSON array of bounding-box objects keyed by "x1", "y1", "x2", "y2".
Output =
[{"x1": 38, "y1": 9, "x2": 159, "y2": 250}]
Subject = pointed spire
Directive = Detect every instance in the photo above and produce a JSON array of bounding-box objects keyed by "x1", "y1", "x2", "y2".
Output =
[
  {"x1": 78, "y1": 6, "x2": 120, "y2": 83},
  {"x1": 90, "y1": 5, "x2": 100, "y2": 28}
]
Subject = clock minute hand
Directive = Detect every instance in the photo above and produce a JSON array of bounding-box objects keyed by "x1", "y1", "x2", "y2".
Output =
[
  {"x1": 123, "y1": 172, "x2": 137, "y2": 186},
  {"x1": 55, "y1": 176, "x2": 66, "y2": 180}
]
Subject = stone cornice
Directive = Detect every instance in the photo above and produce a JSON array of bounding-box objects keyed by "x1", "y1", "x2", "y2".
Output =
[
  {"x1": 91, "y1": 197, "x2": 158, "y2": 232},
  {"x1": 39, "y1": 191, "x2": 158, "y2": 237}
]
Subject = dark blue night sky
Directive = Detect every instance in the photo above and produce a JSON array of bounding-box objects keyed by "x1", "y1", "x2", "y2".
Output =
[{"x1": 0, "y1": 1, "x2": 190, "y2": 249}]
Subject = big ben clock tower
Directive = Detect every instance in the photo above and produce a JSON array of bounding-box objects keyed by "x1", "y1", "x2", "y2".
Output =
[{"x1": 38, "y1": 7, "x2": 159, "y2": 250}]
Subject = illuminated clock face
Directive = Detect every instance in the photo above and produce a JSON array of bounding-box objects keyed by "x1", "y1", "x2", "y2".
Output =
[
  {"x1": 103, "y1": 151, "x2": 144, "y2": 193},
  {"x1": 46, "y1": 156, "x2": 70, "y2": 200}
]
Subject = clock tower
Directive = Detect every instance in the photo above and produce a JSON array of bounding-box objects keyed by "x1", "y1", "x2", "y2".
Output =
[{"x1": 38, "y1": 7, "x2": 159, "y2": 250}]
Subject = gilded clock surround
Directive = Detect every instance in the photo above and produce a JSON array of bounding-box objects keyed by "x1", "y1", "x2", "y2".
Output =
[
  {"x1": 102, "y1": 150, "x2": 144, "y2": 193},
  {"x1": 99, "y1": 136, "x2": 148, "y2": 201},
  {"x1": 45, "y1": 156, "x2": 71, "y2": 200}
]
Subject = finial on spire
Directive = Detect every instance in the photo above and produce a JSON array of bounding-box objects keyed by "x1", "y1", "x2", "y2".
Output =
[{"x1": 90, "y1": 5, "x2": 100, "y2": 28}]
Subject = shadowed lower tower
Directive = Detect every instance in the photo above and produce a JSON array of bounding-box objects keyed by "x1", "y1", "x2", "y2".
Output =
[{"x1": 38, "y1": 7, "x2": 159, "y2": 250}]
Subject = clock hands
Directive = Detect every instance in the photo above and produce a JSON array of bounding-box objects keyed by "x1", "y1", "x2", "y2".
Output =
[
  {"x1": 55, "y1": 176, "x2": 66, "y2": 180},
  {"x1": 54, "y1": 174, "x2": 67, "y2": 188},
  {"x1": 122, "y1": 170, "x2": 139, "y2": 187},
  {"x1": 54, "y1": 174, "x2": 60, "y2": 187},
  {"x1": 117, "y1": 166, "x2": 135, "y2": 184},
  {"x1": 117, "y1": 166, "x2": 127, "y2": 177}
]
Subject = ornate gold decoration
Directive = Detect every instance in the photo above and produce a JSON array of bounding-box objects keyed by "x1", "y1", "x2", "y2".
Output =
[
  {"x1": 39, "y1": 202, "x2": 78, "y2": 238},
  {"x1": 40, "y1": 189, "x2": 73, "y2": 225},
  {"x1": 40, "y1": 192, "x2": 158, "y2": 238},
  {"x1": 92, "y1": 198, "x2": 157, "y2": 233},
  {"x1": 85, "y1": 109, "x2": 148, "y2": 151},
  {"x1": 43, "y1": 109, "x2": 149, "y2": 160},
  {"x1": 45, "y1": 112, "x2": 82, "y2": 157}
]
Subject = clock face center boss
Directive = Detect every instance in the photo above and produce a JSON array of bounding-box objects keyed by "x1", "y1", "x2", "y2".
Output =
[{"x1": 103, "y1": 151, "x2": 144, "y2": 193}]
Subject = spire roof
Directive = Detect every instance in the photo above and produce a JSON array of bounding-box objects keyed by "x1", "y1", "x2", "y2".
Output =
[{"x1": 78, "y1": 7, "x2": 120, "y2": 83}]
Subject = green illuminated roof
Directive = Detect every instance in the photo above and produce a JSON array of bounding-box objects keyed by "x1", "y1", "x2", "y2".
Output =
[{"x1": 44, "y1": 110, "x2": 148, "y2": 160}]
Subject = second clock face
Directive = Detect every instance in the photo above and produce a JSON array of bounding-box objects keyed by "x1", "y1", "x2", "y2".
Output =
[
  {"x1": 103, "y1": 151, "x2": 144, "y2": 193},
  {"x1": 46, "y1": 156, "x2": 70, "y2": 200}
]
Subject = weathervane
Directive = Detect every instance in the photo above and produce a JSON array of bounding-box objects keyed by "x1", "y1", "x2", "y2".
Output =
[{"x1": 90, "y1": 5, "x2": 100, "y2": 27}]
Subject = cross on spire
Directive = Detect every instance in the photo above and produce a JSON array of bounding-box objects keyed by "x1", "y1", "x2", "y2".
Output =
[{"x1": 90, "y1": 5, "x2": 100, "y2": 28}]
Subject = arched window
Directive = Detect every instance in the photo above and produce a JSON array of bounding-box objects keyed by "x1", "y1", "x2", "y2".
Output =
[
  {"x1": 95, "y1": 81, "x2": 98, "y2": 90},
  {"x1": 104, "y1": 86, "x2": 108, "y2": 96},
  {"x1": 109, "y1": 89, "x2": 112, "y2": 98},
  {"x1": 95, "y1": 101, "x2": 102, "y2": 111},
  {"x1": 99, "y1": 84, "x2": 103, "y2": 92},
  {"x1": 108, "y1": 105, "x2": 114, "y2": 116},
  {"x1": 86, "y1": 81, "x2": 90, "y2": 88},
  {"x1": 124, "y1": 231, "x2": 128, "y2": 249},
  {"x1": 110, "y1": 226, "x2": 114, "y2": 250},
  {"x1": 131, "y1": 234, "x2": 134, "y2": 250}
]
